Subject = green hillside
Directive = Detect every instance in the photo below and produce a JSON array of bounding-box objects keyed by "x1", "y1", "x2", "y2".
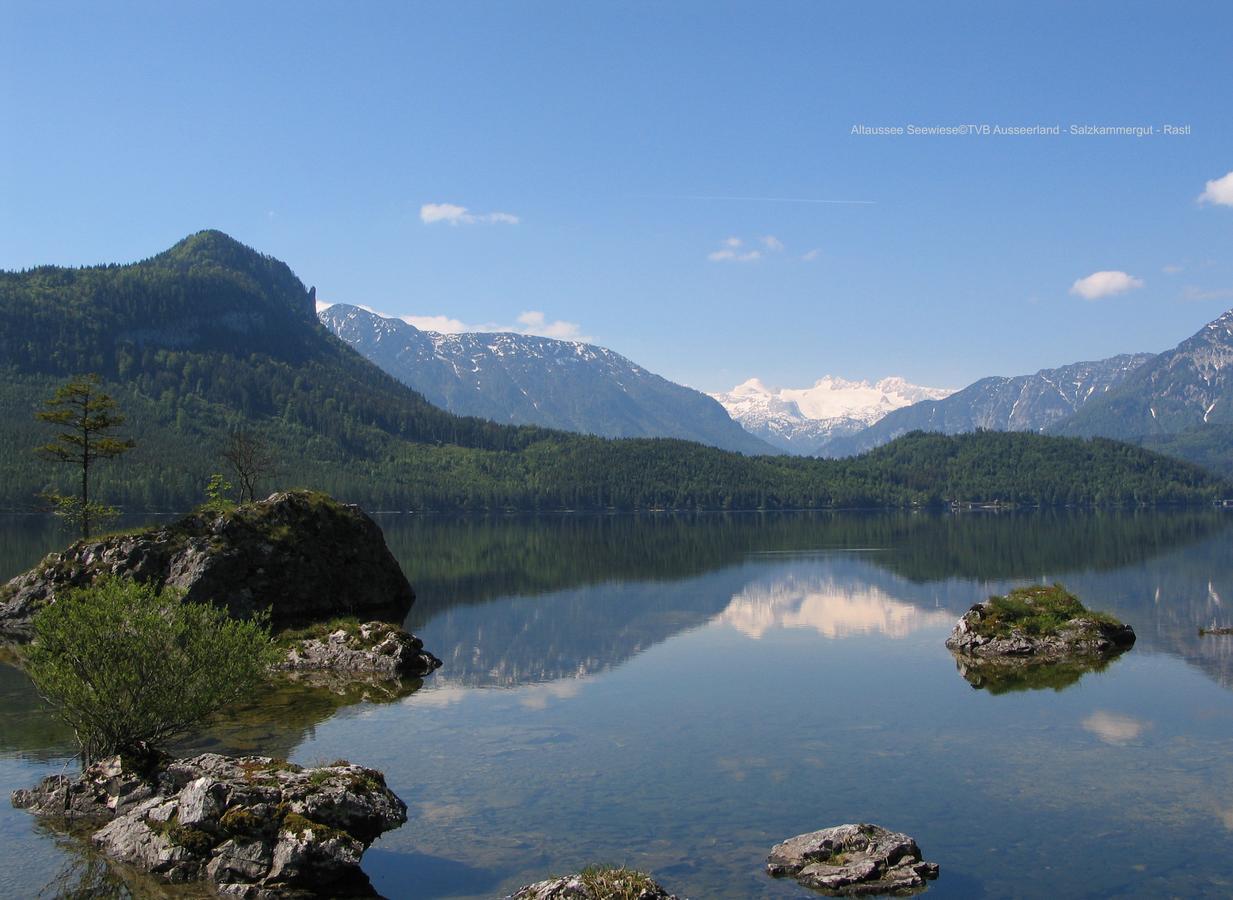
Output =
[{"x1": 1, "y1": 231, "x2": 1226, "y2": 512}]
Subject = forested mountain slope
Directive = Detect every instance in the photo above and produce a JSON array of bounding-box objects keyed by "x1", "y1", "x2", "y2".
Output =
[{"x1": 0, "y1": 231, "x2": 1223, "y2": 511}]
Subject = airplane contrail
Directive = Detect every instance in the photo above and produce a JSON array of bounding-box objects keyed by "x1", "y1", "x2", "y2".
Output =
[{"x1": 635, "y1": 193, "x2": 876, "y2": 205}]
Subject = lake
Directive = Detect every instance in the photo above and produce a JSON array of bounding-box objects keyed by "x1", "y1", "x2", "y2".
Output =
[{"x1": 4, "y1": 509, "x2": 1233, "y2": 898}]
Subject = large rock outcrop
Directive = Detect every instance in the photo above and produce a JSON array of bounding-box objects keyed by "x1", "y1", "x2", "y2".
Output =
[
  {"x1": 0, "y1": 491, "x2": 415, "y2": 639},
  {"x1": 767, "y1": 823, "x2": 939, "y2": 895},
  {"x1": 13, "y1": 753, "x2": 405, "y2": 898}
]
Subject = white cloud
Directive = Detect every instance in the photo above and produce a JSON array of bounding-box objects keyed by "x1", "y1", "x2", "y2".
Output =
[
  {"x1": 708, "y1": 237, "x2": 764, "y2": 262},
  {"x1": 315, "y1": 299, "x2": 333, "y2": 314},
  {"x1": 1198, "y1": 171, "x2": 1233, "y2": 207},
  {"x1": 1162, "y1": 264, "x2": 1184, "y2": 274},
  {"x1": 516, "y1": 310, "x2": 587, "y2": 340},
  {"x1": 401, "y1": 314, "x2": 474, "y2": 332},
  {"x1": 419, "y1": 202, "x2": 521, "y2": 226},
  {"x1": 1070, "y1": 270, "x2": 1145, "y2": 300},
  {"x1": 397, "y1": 309, "x2": 589, "y2": 341},
  {"x1": 761, "y1": 235, "x2": 784, "y2": 252},
  {"x1": 802, "y1": 248, "x2": 822, "y2": 262}
]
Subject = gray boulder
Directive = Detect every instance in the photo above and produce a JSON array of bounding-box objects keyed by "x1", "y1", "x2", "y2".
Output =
[
  {"x1": 279, "y1": 621, "x2": 442, "y2": 677},
  {"x1": 767, "y1": 823, "x2": 939, "y2": 895},
  {"x1": 0, "y1": 491, "x2": 415, "y2": 639},
  {"x1": 13, "y1": 753, "x2": 405, "y2": 898}
]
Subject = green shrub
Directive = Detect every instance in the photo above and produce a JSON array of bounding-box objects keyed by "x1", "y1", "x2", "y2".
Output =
[{"x1": 25, "y1": 576, "x2": 278, "y2": 766}]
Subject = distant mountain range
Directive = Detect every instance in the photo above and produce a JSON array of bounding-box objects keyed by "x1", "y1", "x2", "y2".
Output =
[
  {"x1": 824, "y1": 353, "x2": 1155, "y2": 457},
  {"x1": 0, "y1": 229, "x2": 1223, "y2": 510},
  {"x1": 711, "y1": 376, "x2": 952, "y2": 455},
  {"x1": 319, "y1": 303, "x2": 773, "y2": 455}
]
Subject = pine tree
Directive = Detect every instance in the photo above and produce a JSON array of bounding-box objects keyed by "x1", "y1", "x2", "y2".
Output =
[{"x1": 35, "y1": 374, "x2": 135, "y2": 537}]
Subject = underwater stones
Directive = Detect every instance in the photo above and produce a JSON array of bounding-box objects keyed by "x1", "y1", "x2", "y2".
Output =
[{"x1": 767, "y1": 823, "x2": 939, "y2": 896}]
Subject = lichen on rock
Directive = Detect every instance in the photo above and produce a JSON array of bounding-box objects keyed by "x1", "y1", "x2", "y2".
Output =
[
  {"x1": 767, "y1": 823, "x2": 939, "y2": 896},
  {"x1": 0, "y1": 491, "x2": 415, "y2": 640},
  {"x1": 12, "y1": 753, "x2": 405, "y2": 898},
  {"x1": 277, "y1": 620, "x2": 442, "y2": 678}
]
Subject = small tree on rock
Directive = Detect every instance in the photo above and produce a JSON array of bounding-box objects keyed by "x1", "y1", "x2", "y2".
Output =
[
  {"x1": 25, "y1": 577, "x2": 278, "y2": 767},
  {"x1": 221, "y1": 428, "x2": 278, "y2": 503},
  {"x1": 35, "y1": 374, "x2": 134, "y2": 538}
]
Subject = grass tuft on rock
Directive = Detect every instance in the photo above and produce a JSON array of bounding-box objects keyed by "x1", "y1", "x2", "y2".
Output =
[
  {"x1": 974, "y1": 584, "x2": 1122, "y2": 637},
  {"x1": 577, "y1": 865, "x2": 660, "y2": 899}
]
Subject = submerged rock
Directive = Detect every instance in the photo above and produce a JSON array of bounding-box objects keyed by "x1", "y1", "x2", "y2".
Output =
[
  {"x1": 767, "y1": 823, "x2": 939, "y2": 896},
  {"x1": 13, "y1": 753, "x2": 405, "y2": 898},
  {"x1": 945, "y1": 584, "x2": 1135, "y2": 661},
  {"x1": 0, "y1": 491, "x2": 415, "y2": 640},
  {"x1": 508, "y1": 868, "x2": 679, "y2": 900},
  {"x1": 278, "y1": 621, "x2": 442, "y2": 677}
]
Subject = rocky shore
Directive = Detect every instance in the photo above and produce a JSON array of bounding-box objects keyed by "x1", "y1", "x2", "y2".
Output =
[{"x1": 13, "y1": 752, "x2": 405, "y2": 898}]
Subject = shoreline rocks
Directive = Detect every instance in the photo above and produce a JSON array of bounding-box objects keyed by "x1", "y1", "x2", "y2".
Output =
[
  {"x1": 507, "y1": 869, "x2": 679, "y2": 900},
  {"x1": 13, "y1": 752, "x2": 405, "y2": 898},
  {"x1": 0, "y1": 491, "x2": 415, "y2": 640},
  {"x1": 767, "y1": 823, "x2": 939, "y2": 895},
  {"x1": 278, "y1": 621, "x2": 442, "y2": 678}
]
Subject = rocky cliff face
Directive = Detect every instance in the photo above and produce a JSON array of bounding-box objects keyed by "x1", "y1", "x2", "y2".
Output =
[{"x1": 0, "y1": 491, "x2": 414, "y2": 639}]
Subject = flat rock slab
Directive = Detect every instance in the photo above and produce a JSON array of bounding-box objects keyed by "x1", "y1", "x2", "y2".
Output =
[{"x1": 767, "y1": 823, "x2": 939, "y2": 896}]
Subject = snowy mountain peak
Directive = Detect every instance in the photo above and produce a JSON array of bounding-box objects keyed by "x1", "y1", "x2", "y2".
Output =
[{"x1": 711, "y1": 375, "x2": 953, "y2": 455}]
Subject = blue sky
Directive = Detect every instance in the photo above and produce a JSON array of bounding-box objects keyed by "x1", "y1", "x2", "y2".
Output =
[{"x1": 3, "y1": 1, "x2": 1231, "y2": 393}]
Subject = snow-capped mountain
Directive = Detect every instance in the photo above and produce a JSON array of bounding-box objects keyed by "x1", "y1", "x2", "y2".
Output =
[
  {"x1": 319, "y1": 304, "x2": 776, "y2": 454},
  {"x1": 825, "y1": 353, "x2": 1155, "y2": 457},
  {"x1": 1055, "y1": 308, "x2": 1233, "y2": 439},
  {"x1": 711, "y1": 376, "x2": 953, "y2": 455}
]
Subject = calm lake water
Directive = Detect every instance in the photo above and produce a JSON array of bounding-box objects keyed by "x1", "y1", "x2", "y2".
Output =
[{"x1": 4, "y1": 510, "x2": 1233, "y2": 898}]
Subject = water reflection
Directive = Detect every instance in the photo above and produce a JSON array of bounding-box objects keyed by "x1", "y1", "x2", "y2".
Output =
[
  {"x1": 950, "y1": 653, "x2": 1120, "y2": 694},
  {"x1": 718, "y1": 572, "x2": 956, "y2": 639}
]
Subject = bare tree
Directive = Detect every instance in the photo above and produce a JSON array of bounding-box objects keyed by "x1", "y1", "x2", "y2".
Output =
[{"x1": 221, "y1": 429, "x2": 278, "y2": 503}]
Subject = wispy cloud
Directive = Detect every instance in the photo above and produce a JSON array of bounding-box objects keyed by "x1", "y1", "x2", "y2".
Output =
[
  {"x1": 1198, "y1": 171, "x2": 1233, "y2": 207},
  {"x1": 708, "y1": 237, "x2": 762, "y2": 263},
  {"x1": 1070, "y1": 270, "x2": 1145, "y2": 300},
  {"x1": 403, "y1": 310, "x2": 589, "y2": 341},
  {"x1": 1179, "y1": 285, "x2": 1233, "y2": 303},
  {"x1": 801, "y1": 248, "x2": 822, "y2": 262},
  {"x1": 420, "y1": 202, "x2": 521, "y2": 225},
  {"x1": 1162, "y1": 263, "x2": 1184, "y2": 274},
  {"x1": 761, "y1": 235, "x2": 784, "y2": 252},
  {"x1": 638, "y1": 193, "x2": 875, "y2": 205}
]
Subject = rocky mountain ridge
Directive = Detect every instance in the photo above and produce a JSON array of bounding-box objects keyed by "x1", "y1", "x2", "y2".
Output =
[{"x1": 320, "y1": 303, "x2": 775, "y2": 455}]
